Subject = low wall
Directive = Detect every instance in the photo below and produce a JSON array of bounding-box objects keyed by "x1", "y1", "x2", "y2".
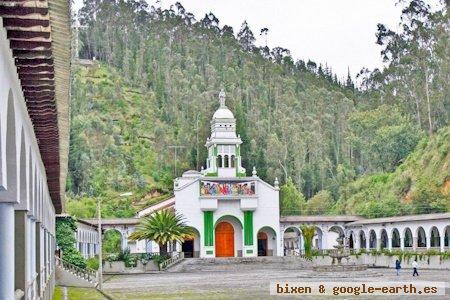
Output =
[
  {"x1": 103, "y1": 260, "x2": 159, "y2": 274},
  {"x1": 312, "y1": 254, "x2": 450, "y2": 270}
]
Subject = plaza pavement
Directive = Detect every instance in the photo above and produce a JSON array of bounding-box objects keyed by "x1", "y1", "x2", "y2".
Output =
[{"x1": 103, "y1": 258, "x2": 450, "y2": 299}]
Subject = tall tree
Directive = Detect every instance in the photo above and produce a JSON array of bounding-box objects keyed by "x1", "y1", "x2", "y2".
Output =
[{"x1": 237, "y1": 21, "x2": 255, "y2": 51}]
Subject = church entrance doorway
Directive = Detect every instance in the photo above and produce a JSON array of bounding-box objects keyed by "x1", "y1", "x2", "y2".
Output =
[
  {"x1": 182, "y1": 239, "x2": 194, "y2": 258},
  {"x1": 257, "y1": 232, "x2": 268, "y2": 256},
  {"x1": 215, "y1": 222, "x2": 234, "y2": 257}
]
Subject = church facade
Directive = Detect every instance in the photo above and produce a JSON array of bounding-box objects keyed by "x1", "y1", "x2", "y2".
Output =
[{"x1": 174, "y1": 90, "x2": 282, "y2": 258}]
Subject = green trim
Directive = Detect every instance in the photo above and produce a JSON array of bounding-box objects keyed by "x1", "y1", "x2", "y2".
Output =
[
  {"x1": 206, "y1": 250, "x2": 213, "y2": 255},
  {"x1": 204, "y1": 211, "x2": 214, "y2": 246},
  {"x1": 205, "y1": 172, "x2": 218, "y2": 177},
  {"x1": 244, "y1": 211, "x2": 254, "y2": 246},
  {"x1": 246, "y1": 249, "x2": 253, "y2": 254},
  {"x1": 215, "y1": 215, "x2": 243, "y2": 228}
]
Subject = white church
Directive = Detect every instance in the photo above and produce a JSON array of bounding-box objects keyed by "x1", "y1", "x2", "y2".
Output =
[
  {"x1": 80, "y1": 91, "x2": 450, "y2": 261},
  {"x1": 174, "y1": 90, "x2": 282, "y2": 258}
]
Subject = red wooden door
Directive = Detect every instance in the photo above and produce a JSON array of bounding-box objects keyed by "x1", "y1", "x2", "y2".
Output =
[{"x1": 215, "y1": 222, "x2": 234, "y2": 257}]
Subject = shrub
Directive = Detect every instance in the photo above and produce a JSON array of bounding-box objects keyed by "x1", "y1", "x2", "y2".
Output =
[
  {"x1": 86, "y1": 257, "x2": 100, "y2": 270},
  {"x1": 62, "y1": 248, "x2": 86, "y2": 269},
  {"x1": 56, "y1": 217, "x2": 87, "y2": 269}
]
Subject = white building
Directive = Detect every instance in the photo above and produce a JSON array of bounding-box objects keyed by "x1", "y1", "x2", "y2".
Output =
[
  {"x1": 174, "y1": 90, "x2": 281, "y2": 258},
  {"x1": 0, "y1": 1, "x2": 71, "y2": 298},
  {"x1": 75, "y1": 219, "x2": 99, "y2": 259}
]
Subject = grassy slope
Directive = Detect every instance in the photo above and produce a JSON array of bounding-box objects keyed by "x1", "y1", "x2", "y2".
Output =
[
  {"x1": 335, "y1": 126, "x2": 450, "y2": 217},
  {"x1": 67, "y1": 64, "x2": 173, "y2": 218}
]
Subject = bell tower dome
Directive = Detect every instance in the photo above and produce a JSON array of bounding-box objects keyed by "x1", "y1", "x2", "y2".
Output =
[{"x1": 203, "y1": 90, "x2": 246, "y2": 177}]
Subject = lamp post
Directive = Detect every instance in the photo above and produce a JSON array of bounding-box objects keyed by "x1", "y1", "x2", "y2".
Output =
[{"x1": 97, "y1": 192, "x2": 132, "y2": 290}]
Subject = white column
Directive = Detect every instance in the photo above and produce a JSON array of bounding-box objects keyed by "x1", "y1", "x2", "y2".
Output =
[
  {"x1": 0, "y1": 203, "x2": 15, "y2": 299},
  {"x1": 426, "y1": 236, "x2": 431, "y2": 250},
  {"x1": 321, "y1": 230, "x2": 327, "y2": 250},
  {"x1": 366, "y1": 232, "x2": 371, "y2": 251},
  {"x1": 440, "y1": 234, "x2": 445, "y2": 253},
  {"x1": 413, "y1": 236, "x2": 418, "y2": 251},
  {"x1": 27, "y1": 217, "x2": 33, "y2": 298},
  {"x1": 122, "y1": 232, "x2": 128, "y2": 250},
  {"x1": 49, "y1": 234, "x2": 54, "y2": 275},
  {"x1": 355, "y1": 235, "x2": 360, "y2": 250},
  {"x1": 299, "y1": 235, "x2": 304, "y2": 251},
  {"x1": 46, "y1": 230, "x2": 50, "y2": 279},
  {"x1": 388, "y1": 237, "x2": 392, "y2": 251},
  {"x1": 43, "y1": 229, "x2": 47, "y2": 281},
  {"x1": 31, "y1": 219, "x2": 37, "y2": 298}
]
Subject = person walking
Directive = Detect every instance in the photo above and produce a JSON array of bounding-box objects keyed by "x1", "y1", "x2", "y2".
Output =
[
  {"x1": 395, "y1": 259, "x2": 401, "y2": 276},
  {"x1": 412, "y1": 259, "x2": 419, "y2": 276}
]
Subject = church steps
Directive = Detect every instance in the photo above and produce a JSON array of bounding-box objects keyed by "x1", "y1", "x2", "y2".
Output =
[{"x1": 168, "y1": 257, "x2": 312, "y2": 273}]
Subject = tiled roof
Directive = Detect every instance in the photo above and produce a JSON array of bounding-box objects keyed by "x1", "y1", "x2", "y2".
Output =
[
  {"x1": 81, "y1": 218, "x2": 140, "y2": 226},
  {"x1": 280, "y1": 215, "x2": 364, "y2": 223},
  {"x1": 0, "y1": 0, "x2": 71, "y2": 213},
  {"x1": 346, "y1": 213, "x2": 450, "y2": 226}
]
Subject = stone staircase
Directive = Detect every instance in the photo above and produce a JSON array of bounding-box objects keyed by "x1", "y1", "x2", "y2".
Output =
[
  {"x1": 168, "y1": 256, "x2": 312, "y2": 273},
  {"x1": 55, "y1": 256, "x2": 98, "y2": 288},
  {"x1": 159, "y1": 252, "x2": 185, "y2": 271}
]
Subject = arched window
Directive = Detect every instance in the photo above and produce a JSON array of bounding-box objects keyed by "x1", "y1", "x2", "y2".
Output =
[
  {"x1": 392, "y1": 228, "x2": 401, "y2": 248},
  {"x1": 417, "y1": 227, "x2": 426, "y2": 248},
  {"x1": 359, "y1": 231, "x2": 366, "y2": 249},
  {"x1": 231, "y1": 155, "x2": 235, "y2": 168},
  {"x1": 430, "y1": 226, "x2": 440, "y2": 247},
  {"x1": 380, "y1": 229, "x2": 388, "y2": 249},
  {"x1": 404, "y1": 228, "x2": 413, "y2": 247},
  {"x1": 224, "y1": 155, "x2": 229, "y2": 168},
  {"x1": 217, "y1": 155, "x2": 222, "y2": 168},
  {"x1": 369, "y1": 230, "x2": 377, "y2": 249}
]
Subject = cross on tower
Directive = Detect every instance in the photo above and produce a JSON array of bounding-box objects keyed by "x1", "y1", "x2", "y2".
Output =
[{"x1": 219, "y1": 89, "x2": 226, "y2": 107}]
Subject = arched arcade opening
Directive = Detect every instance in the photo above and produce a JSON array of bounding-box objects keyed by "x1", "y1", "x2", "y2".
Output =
[
  {"x1": 430, "y1": 226, "x2": 440, "y2": 248},
  {"x1": 359, "y1": 230, "x2": 366, "y2": 249},
  {"x1": 369, "y1": 230, "x2": 377, "y2": 249},
  {"x1": 417, "y1": 227, "x2": 427, "y2": 248},
  {"x1": 103, "y1": 229, "x2": 123, "y2": 254},
  {"x1": 257, "y1": 226, "x2": 277, "y2": 256},
  {"x1": 182, "y1": 227, "x2": 201, "y2": 258},
  {"x1": 392, "y1": 228, "x2": 401, "y2": 248},
  {"x1": 283, "y1": 227, "x2": 302, "y2": 256},
  {"x1": 404, "y1": 228, "x2": 413, "y2": 248},
  {"x1": 380, "y1": 229, "x2": 388, "y2": 249}
]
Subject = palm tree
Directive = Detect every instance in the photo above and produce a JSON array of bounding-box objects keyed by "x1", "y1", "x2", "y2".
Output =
[
  {"x1": 129, "y1": 209, "x2": 193, "y2": 256},
  {"x1": 300, "y1": 224, "x2": 316, "y2": 259}
]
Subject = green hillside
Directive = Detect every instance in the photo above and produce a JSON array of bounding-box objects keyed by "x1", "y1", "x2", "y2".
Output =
[
  {"x1": 335, "y1": 126, "x2": 450, "y2": 217},
  {"x1": 66, "y1": 0, "x2": 449, "y2": 218}
]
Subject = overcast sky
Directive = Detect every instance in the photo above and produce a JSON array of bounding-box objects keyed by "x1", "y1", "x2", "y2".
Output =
[{"x1": 72, "y1": 0, "x2": 437, "y2": 80}]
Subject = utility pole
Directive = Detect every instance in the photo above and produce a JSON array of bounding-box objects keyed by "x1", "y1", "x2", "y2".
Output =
[
  {"x1": 97, "y1": 197, "x2": 102, "y2": 290},
  {"x1": 168, "y1": 145, "x2": 186, "y2": 177},
  {"x1": 195, "y1": 113, "x2": 200, "y2": 170}
]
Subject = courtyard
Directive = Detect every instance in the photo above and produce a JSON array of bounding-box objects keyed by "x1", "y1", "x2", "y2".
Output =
[{"x1": 102, "y1": 259, "x2": 450, "y2": 299}]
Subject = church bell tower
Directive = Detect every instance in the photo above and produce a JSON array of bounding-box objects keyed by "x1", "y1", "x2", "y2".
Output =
[{"x1": 202, "y1": 90, "x2": 246, "y2": 177}]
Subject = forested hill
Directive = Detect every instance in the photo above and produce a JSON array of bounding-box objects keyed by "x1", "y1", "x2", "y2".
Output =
[
  {"x1": 66, "y1": 0, "x2": 449, "y2": 218},
  {"x1": 334, "y1": 126, "x2": 450, "y2": 218}
]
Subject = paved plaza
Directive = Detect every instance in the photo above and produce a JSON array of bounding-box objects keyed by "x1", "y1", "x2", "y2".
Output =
[{"x1": 103, "y1": 259, "x2": 450, "y2": 299}]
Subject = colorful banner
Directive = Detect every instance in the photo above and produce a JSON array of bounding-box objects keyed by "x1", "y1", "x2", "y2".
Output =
[{"x1": 200, "y1": 180, "x2": 256, "y2": 196}]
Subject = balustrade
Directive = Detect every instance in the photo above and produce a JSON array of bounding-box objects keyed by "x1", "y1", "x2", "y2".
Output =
[{"x1": 55, "y1": 257, "x2": 98, "y2": 284}]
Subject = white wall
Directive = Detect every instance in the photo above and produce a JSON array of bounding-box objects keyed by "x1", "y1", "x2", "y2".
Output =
[{"x1": 175, "y1": 177, "x2": 281, "y2": 257}]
